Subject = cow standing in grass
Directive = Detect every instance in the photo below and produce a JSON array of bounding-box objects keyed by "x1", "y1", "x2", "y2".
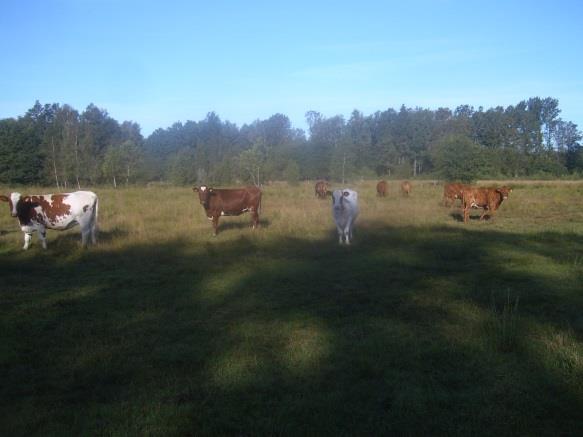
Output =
[
  {"x1": 401, "y1": 181, "x2": 412, "y2": 196},
  {"x1": 315, "y1": 181, "x2": 330, "y2": 199},
  {"x1": 0, "y1": 191, "x2": 98, "y2": 249},
  {"x1": 461, "y1": 186, "x2": 512, "y2": 223},
  {"x1": 331, "y1": 189, "x2": 359, "y2": 245},
  {"x1": 193, "y1": 185, "x2": 262, "y2": 236},
  {"x1": 376, "y1": 180, "x2": 388, "y2": 197},
  {"x1": 443, "y1": 183, "x2": 468, "y2": 207}
]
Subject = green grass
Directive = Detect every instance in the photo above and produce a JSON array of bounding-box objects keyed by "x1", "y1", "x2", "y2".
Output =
[{"x1": 1, "y1": 180, "x2": 583, "y2": 436}]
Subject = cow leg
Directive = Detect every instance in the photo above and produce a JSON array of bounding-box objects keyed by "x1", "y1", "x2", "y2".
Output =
[
  {"x1": 337, "y1": 226, "x2": 344, "y2": 244},
  {"x1": 479, "y1": 207, "x2": 488, "y2": 220},
  {"x1": 212, "y1": 216, "x2": 219, "y2": 236},
  {"x1": 251, "y1": 210, "x2": 260, "y2": 229},
  {"x1": 81, "y1": 228, "x2": 91, "y2": 248},
  {"x1": 38, "y1": 229, "x2": 47, "y2": 250},
  {"x1": 91, "y1": 223, "x2": 98, "y2": 245},
  {"x1": 23, "y1": 233, "x2": 32, "y2": 250},
  {"x1": 463, "y1": 205, "x2": 469, "y2": 223}
]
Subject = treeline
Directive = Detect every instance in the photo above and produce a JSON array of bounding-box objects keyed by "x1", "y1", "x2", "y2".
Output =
[{"x1": 1, "y1": 97, "x2": 582, "y2": 187}]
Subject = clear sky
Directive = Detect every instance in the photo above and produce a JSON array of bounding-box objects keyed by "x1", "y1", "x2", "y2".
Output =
[{"x1": 1, "y1": 0, "x2": 582, "y2": 136}]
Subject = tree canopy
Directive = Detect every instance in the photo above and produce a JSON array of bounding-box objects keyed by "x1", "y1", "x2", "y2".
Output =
[{"x1": 0, "y1": 97, "x2": 581, "y2": 187}]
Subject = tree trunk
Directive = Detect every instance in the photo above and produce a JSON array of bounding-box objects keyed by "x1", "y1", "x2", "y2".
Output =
[
  {"x1": 113, "y1": 175, "x2": 117, "y2": 188},
  {"x1": 74, "y1": 134, "x2": 81, "y2": 189},
  {"x1": 51, "y1": 137, "x2": 60, "y2": 190}
]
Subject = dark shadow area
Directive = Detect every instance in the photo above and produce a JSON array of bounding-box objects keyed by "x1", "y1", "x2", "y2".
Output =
[{"x1": 1, "y1": 224, "x2": 582, "y2": 435}]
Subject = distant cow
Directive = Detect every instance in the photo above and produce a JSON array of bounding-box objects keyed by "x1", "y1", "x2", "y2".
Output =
[
  {"x1": 376, "y1": 180, "x2": 388, "y2": 197},
  {"x1": 315, "y1": 181, "x2": 330, "y2": 199},
  {"x1": 331, "y1": 189, "x2": 359, "y2": 245},
  {"x1": 193, "y1": 185, "x2": 262, "y2": 236},
  {"x1": 0, "y1": 191, "x2": 98, "y2": 249},
  {"x1": 443, "y1": 183, "x2": 468, "y2": 207},
  {"x1": 401, "y1": 181, "x2": 412, "y2": 196},
  {"x1": 461, "y1": 186, "x2": 512, "y2": 223}
]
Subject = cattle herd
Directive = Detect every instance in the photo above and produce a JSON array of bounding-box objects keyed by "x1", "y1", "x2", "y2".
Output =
[{"x1": 0, "y1": 180, "x2": 512, "y2": 249}]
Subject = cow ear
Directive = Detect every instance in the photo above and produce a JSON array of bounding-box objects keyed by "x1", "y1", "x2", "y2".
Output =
[
  {"x1": 343, "y1": 191, "x2": 350, "y2": 197},
  {"x1": 0, "y1": 195, "x2": 8, "y2": 202},
  {"x1": 192, "y1": 187, "x2": 199, "y2": 192},
  {"x1": 208, "y1": 188, "x2": 214, "y2": 193}
]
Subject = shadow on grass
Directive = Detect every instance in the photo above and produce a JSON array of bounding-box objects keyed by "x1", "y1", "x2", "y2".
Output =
[{"x1": 1, "y1": 223, "x2": 582, "y2": 435}]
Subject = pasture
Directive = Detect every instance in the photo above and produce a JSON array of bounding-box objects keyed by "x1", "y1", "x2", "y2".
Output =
[{"x1": 1, "y1": 180, "x2": 583, "y2": 436}]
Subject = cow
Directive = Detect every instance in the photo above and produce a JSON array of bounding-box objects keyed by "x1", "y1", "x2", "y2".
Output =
[
  {"x1": 376, "y1": 180, "x2": 388, "y2": 197},
  {"x1": 461, "y1": 186, "x2": 512, "y2": 223},
  {"x1": 0, "y1": 191, "x2": 98, "y2": 250},
  {"x1": 401, "y1": 180, "x2": 412, "y2": 196},
  {"x1": 315, "y1": 180, "x2": 330, "y2": 199},
  {"x1": 331, "y1": 189, "x2": 359, "y2": 245},
  {"x1": 443, "y1": 182, "x2": 468, "y2": 207},
  {"x1": 193, "y1": 185, "x2": 262, "y2": 236}
]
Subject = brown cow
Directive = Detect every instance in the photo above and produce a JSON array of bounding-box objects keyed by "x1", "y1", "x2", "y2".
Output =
[
  {"x1": 401, "y1": 181, "x2": 412, "y2": 196},
  {"x1": 461, "y1": 186, "x2": 512, "y2": 223},
  {"x1": 193, "y1": 185, "x2": 262, "y2": 236},
  {"x1": 315, "y1": 181, "x2": 330, "y2": 199},
  {"x1": 443, "y1": 183, "x2": 469, "y2": 207},
  {"x1": 376, "y1": 180, "x2": 388, "y2": 197}
]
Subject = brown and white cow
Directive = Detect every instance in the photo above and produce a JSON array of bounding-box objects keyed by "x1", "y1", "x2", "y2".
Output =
[
  {"x1": 315, "y1": 181, "x2": 330, "y2": 199},
  {"x1": 376, "y1": 180, "x2": 388, "y2": 197},
  {"x1": 443, "y1": 182, "x2": 469, "y2": 207},
  {"x1": 193, "y1": 185, "x2": 262, "y2": 236},
  {"x1": 401, "y1": 180, "x2": 412, "y2": 196},
  {"x1": 461, "y1": 186, "x2": 512, "y2": 223},
  {"x1": 0, "y1": 191, "x2": 98, "y2": 249}
]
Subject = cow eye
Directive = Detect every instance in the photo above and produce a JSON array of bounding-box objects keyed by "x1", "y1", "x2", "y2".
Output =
[{"x1": 343, "y1": 191, "x2": 349, "y2": 197}]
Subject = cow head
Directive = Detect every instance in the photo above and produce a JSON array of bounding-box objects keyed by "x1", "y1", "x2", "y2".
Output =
[
  {"x1": 193, "y1": 185, "x2": 213, "y2": 207},
  {"x1": 331, "y1": 190, "x2": 351, "y2": 211},
  {"x1": 496, "y1": 187, "x2": 512, "y2": 200}
]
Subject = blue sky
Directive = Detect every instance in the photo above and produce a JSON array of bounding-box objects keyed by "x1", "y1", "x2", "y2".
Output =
[{"x1": 1, "y1": 0, "x2": 582, "y2": 136}]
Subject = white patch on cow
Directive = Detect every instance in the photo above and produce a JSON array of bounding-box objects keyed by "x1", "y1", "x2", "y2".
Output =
[{"x1": 200, "y1": 186, "x2": 207, "y2": 192}]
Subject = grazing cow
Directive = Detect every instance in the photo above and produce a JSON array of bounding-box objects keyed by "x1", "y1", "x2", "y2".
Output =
[
  {"x1": 376, "y1": 180, "x2": 388, "y2": 197},
  {"x1": 193, "y1": 185, "x2": 262, "y2": 236},
  {"x1": 315, "y1": 180, "x2": 330, "y2": 199},
  {"x1": 461, "y1": 186, "x2": 512, "y2": 223},
  {"x1": 0, "y1": 191, "x2": 98, "y2": 249},
  {"x1": 443, "y1": 183, "x2": 468, "y2": 207},
  {"x1": 331, "y1": 189, "x2": 359, "y2": 245},
  {"x1": 401, "y1": 180, "x2": 412, "y2": 196}
]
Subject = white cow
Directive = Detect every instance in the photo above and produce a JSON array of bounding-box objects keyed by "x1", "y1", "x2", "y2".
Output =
[
  {"x1": 0, "y1": 191, "x2": 98, "y2": 249},
  {"x1": 331, "y1": 188, "x2": 359, "y2": 245}
]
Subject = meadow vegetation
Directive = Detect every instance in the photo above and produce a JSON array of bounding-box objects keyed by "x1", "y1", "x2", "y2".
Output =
[{"x1": 1, "y1": 180, "x2": 583, "y2": 435}]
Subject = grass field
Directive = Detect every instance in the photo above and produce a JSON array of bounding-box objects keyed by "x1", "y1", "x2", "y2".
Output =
[{"x1": 1, "y1": 180, "x2": 583, "y2": 436}]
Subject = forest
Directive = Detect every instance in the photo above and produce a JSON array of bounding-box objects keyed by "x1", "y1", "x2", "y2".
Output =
[{"x1": 0, "y1": 97, "x2": 581, "y2": 188}]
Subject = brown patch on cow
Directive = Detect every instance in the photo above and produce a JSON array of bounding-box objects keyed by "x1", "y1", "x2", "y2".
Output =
[
  {"x1": 31, "y1": 194, "x2": 72, "y2": 224},
  {"x1": 376, "y1": 180, "x2": 388, "y2": 197}
]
